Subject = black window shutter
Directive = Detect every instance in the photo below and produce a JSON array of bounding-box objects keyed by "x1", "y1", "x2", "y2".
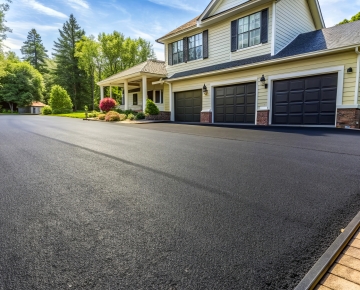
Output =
[
  {"x1": 168, "y1": 43, "x2": 173, "y2": 65},
  {"x1": 183, "y1": 37, "x2": 188, "y2": 63},
  {"x1": 231, "y1": 20, "x2": 238, "y2": 52},
  {"x1": 261, "y1": 9, "x2": 269, "y2": 44},
  {"x1": 203, "y1": 30, "x2": 209, "y2": 59}
]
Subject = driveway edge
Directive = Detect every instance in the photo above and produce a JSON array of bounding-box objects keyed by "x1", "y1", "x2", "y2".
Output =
[{"x1": 294, "y1": 211, "x2": 360, "y2": 290}]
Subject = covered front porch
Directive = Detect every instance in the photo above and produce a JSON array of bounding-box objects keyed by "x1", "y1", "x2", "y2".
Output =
[{"x1": 97, "y1": 60, "x2": 168, "y2": 112}]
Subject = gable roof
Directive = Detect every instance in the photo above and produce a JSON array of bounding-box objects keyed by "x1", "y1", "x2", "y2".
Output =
[
  {"x1": 167, "y1": 21, "x2": 360, "y2": 80},
  {"x1": 157, "y1": 0, "x2": 325, "y2": 43},
  {"x1": 31, "y1": 102, "x2": 46, "y2": 107},
  {"x1": 157, "y1": 16, "x2": 199, "y2": 43},
  {"x1": 98, "y1": 60, "x2": 167, "y2": 85}
]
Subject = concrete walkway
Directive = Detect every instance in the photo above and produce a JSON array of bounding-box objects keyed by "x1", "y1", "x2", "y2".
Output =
[{"x1": 317, "y1": 229, "x2": 360, "y2": 290}]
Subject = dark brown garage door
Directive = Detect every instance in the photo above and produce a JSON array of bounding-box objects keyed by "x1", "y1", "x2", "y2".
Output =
[
  {"x1": 175, "y1": 90, "x2": 202, "y2": 122},
  {"x1": 272, "y1": 73, "x2": 338, "y2": 125},
  {"x1": 214, "y1": 83, "x2": 256, "y2": 123}
]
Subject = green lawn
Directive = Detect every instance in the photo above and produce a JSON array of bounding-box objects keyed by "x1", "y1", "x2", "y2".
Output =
[{"x1": 51, "y1": 111, "x2": 87, "y2": 119}]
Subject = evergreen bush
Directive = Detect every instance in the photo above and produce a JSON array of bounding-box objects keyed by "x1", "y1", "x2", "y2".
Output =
[
  {"x1": 42, "y1": 106, "x2": 52, "y2": 115},
  {"x1": 145, "y1": 99, "x2": 159, "y2": 115},
  {"x1": 49, "y1": 85, "x2": 73, "y2": 114}
]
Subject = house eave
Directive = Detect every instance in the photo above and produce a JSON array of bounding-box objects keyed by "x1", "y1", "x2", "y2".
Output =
[
  {"x1": 97, "y1": 72, "x2": 167, "y2": 86},
  {"x1": 166, "y1": 46, "x2": 357, "y2": 82}
]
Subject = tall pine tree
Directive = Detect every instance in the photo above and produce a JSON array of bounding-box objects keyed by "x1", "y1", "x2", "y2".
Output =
[
  {"x1": 21, "y1": 29, "x2": 48, "y2": 74},
  {"x1": 53, "y1": 14, "x2": 88, "y2": 110}
]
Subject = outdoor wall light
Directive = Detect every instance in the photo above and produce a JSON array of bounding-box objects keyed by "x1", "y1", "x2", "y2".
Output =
[
  {"x1": 260, "y1": 75, "x2": 268, "y2": 89},
  {"x1": 347, "y1": 67, "x2": 353, "y2": 73},
  {"x1": 203, "y1": 84, "x2": 208, "y2": 95}
]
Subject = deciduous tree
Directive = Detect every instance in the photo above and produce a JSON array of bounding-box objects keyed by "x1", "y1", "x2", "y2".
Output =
[{"x1": 339, "y1": 12, "x2": 360, "y2": 25}]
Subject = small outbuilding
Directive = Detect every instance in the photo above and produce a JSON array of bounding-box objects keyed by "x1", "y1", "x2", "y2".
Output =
[{"x1": 18, "y1": 102, "x2": 46, "y2": 115}]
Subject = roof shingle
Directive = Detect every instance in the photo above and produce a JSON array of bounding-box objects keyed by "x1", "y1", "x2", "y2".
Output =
[{"x1": 157, "y1": 16, "x2": 199, "y2": 42}]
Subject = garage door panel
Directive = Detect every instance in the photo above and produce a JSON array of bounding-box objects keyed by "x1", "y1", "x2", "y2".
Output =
[
  {"x1": 175, "y1": 90, "x2": 202, "y2": 122},
  {"x1": 322, "y1": 89, "x2": 337, "y2": 100},
  {"x1": 247, "y1": 83, "x2": 256, "y2": 94},
  {"x1": 226, "y1": 106, "x2": 234, "y2": 114},
  {"x1": 289, "y1": 92, "x2": 303, "y2": 103},
  {"x1": 247, "y1": 95, "x2": 255, "y2": 105},
  {"x1": 246, "y1": 105, "x2": 255, "y2": 114},
  {"x1": 321, "y1": 102, "x2": 336, "y2": 113},
  {"x1": 272, "y1": 73, "x2": 337, "y2": 125},
  {"x1": 288, "y1": 115, "x2": 303, "y2": 124},
  {"x1": 305, "y1": 77, "x2": 321, "y2": 90},
  {"x1": 274, "y1": 105, "x2": 288, "y2": 114},
  {"x1": 274, "y1": 81, "x2": 289, "y2": 92},
  {"x1": 290, "y1": 80, "x2": 304, "y2": 91},
  {"x1": 236, "y1": 96, "x2": 245, "y2": 105},
  {"x1": 215, "y1": 82, "x2": 256, "y2": 124},
  {"x1": 225, "y1": 97, "x2": 235, "y2": 105},
  {"x1": 320, "y1": 114, "x2": 336, "y2": 125},
  {"x1": 289, "y1": 104, "x2": 302, "y2": 114},
  {"x1": 304, "y1": 90, "x2": 320, "y2": 102},
  {"x1": 303, "y1": 114, "x2": 319, "y2": 124},
  {"x1": 304, "y1": 103, "x2": 320, "y2": 113},
  {"x1": 216, "y1": 88, "x2": 225, "y2": 96},
  {"x1": 322, "y1": 75, "x2": 338, "y2": 88},
  {"x1": 275, "y1": 93, "x2": 288, "y2": 104}
]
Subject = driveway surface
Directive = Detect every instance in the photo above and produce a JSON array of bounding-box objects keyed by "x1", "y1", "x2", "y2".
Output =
[{"x1": 0, "y1": 115, "x2": 359, "y2": 290}]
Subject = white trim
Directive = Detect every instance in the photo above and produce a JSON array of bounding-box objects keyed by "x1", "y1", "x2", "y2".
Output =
[
  {"x1": 271, "y1": 0, "x2": 276, "y2": 56},
  {"x1": 166, "y1": 82, "x2": 174, "y2": 121},
  {"x1": 142, "y1": 76, "x2": 147, "y2": 112},
  {"x1": 234, "y1": 43, "x2": 263, "y2": 54},
  {"x1": 124, "y1": 80, "x2": 129, "y2": 110},
  {"x1": 355, "y1": 54, "x2": 360, "y2": 105},
  {"x1": 100, "y1": 86, "x2": 104, "y2": 101},
  {"x1": 337, "y1": 105, "x2": 360, "y2": 109},
  {"x1": 258, "y1": 106, "x2": 269, "y2": 111},
  {"x1": 209, "y1": 76, "x2": 258, "y2": 124},
  {"x1": 267, "y1": 66, "x2": 345, "y2": 126}
]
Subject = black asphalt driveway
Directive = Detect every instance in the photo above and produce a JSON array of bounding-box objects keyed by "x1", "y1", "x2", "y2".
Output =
[{"x1": 0, "y1": 115, "x2": 359, "y2": 290}]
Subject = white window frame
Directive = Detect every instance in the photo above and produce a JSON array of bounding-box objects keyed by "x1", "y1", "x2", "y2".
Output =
[{"x1": 237, "y1": 11, "x2": 261, "y2": 50}]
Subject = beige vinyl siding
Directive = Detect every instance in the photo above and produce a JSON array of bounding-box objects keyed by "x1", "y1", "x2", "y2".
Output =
[
  {"x1": 209, "y1": 0, "x2": 248, "y2": 16},
  {"x1": 165, "y1": 3, "x2": 272, "y2": 77},
  {"x1": 275, "y1": 0, "x2": 316, "y2": 54},
  {"x1": 171, "y1": 51, "x2": 357, "y2": 110},
  {"x1": 163, "y1": 83, "x2": 170, "y2": 111}
]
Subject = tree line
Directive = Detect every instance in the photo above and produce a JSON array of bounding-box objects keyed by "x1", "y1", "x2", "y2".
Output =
[{"x1": 0, "y1": 2, "x2": 155, "y2": 112}]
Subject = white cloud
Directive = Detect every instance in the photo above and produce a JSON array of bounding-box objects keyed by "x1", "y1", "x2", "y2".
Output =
[
  {"x1": 8, "y1": 21, "x2": 60, "y2": 32},
  {"x1": 21, "y1": 0, "x2": 67, "y2": 19},
  {"x1": 148, "y1": 0, "x2": 202, "y2": 12},
  {"x1": 65, "y1": 0, "x2": 90, "y2": 10},
  {"x1": 3, "y1": 38, "x2": 24, "y2": 50}
]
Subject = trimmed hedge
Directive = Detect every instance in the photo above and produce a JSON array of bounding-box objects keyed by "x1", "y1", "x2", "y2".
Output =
[
  {"x1": 145, "y1": 99, "x2": 159, "y2": 115},
  {"x1": 42, "y1": 106, "x2": 52, "y2": 115},
  {"x1": 105, "y1": 111, "x2": 120, "y2": 122}
]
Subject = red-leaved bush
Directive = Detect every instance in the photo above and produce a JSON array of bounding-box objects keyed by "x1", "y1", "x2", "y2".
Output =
[{"x1": 99, "y1": 98, "x2": 116, "y2": 112}]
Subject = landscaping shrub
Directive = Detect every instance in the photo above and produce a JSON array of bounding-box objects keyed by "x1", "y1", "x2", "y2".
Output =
[
  {"x1": 145, "y1": 99, "x2": 159, "y2": 115},
  {"x1": 42, "y1": 106, "x2": 52, "y2": 115},
  {"x1": 124, "y1": 109, "x2": 137, "y2": 116},
  {"x1": 88, "y1": 111, "x2": 99, "y2": 118},
  {"x1": 135, "y1": 112, "x2": 145, "y2": 120},
  {"x1": 98, "y1": 113, "x2": 106, "y2": 120},
  {"x1": 105, "y1": 111, "x2": 120, "y2": 122},
  {"x1": 49, "y1": 85, "x2": 73, "y2": 114},
  {"x1": 100, "y1": 98, "x2": 116, "y2": 112},
  {"x1": 119, "y1": 114, "x2": 127, "y2": 121},
  {"x1": 127, "y1": 113, "x2": 135, "y2": 120},
  {"x1": 115, "y1": 108, "x2": 123, "y2": 114}
]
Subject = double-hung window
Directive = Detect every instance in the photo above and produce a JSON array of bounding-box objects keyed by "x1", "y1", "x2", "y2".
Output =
[
  {"x1": 168, "y1": 30, "x2": 208, "y2": 65},
  {"x1": 155, "y1": 90, "x2": 163, "y2": 104},
  {"x1": 188, "y1": 33, "x2": 203, "y2": 61},
  {"x1": 133, "y1": 94, "x2": 138, "y2": 105},
  {"x1": 172, "y1": 40, "x2": 184, "y2": 65},
  {"x1": 238, "y1": 12, "x2": 261, "y2": 49},
  {"x1": 231, "y1": 9, "x2": 268, "y2": 52}
]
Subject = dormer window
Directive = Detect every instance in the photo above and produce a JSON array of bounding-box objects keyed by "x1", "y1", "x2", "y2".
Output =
[{"x1": 231, "y1": 9, "x2": 268, "y2": 52}]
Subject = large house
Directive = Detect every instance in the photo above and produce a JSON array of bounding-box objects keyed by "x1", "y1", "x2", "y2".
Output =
[{"x1": 98, "y1": 0, "x2": 360, "y2": 128}]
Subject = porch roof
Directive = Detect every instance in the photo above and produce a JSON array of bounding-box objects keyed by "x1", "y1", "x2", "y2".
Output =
[{"x1": 97, "y1": 60, "x2": 167, "y2": 86}]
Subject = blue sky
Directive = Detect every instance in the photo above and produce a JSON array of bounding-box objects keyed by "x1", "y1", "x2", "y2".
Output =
[{"x1": 2, "y1": 0, "x2": 359, "y2": 60}]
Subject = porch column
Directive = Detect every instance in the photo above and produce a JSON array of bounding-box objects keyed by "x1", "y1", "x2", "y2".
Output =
[
  {"x1": 100, "y1": 86, "x2": 104, "y2": 100},
  {"x1": 142, "y1": 75, "x2": 147, "y2": 112},
  {"x1": 124, "y1": 80, "x2": 129, "y2": 110},
  {"x1": 110, "y1": 85, "x2": 113, "y2": 99},
  {"x1": 169, "y1": 83, "x2": 174, "y2": 121}
]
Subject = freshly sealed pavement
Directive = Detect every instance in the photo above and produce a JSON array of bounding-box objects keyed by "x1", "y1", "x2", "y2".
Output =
[{"x1": 0, "y1": 115, "x2": 359, "y2": 290}]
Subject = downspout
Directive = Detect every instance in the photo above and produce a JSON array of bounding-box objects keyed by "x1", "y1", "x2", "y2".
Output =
[{"x1": 354, "y1": 47, "x2": 360, "y2": 105}]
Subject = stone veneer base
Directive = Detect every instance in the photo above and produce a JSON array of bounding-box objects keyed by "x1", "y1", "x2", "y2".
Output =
[
  {"x1": 145, "y1": 111, "x2": 171, "y2": 121},
  {"x1": 200, "y1": 112, "x2": 213, "y2": 123},
  {"x1": 256, "y1": 110, "x2": 270, "y2": 126}
]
